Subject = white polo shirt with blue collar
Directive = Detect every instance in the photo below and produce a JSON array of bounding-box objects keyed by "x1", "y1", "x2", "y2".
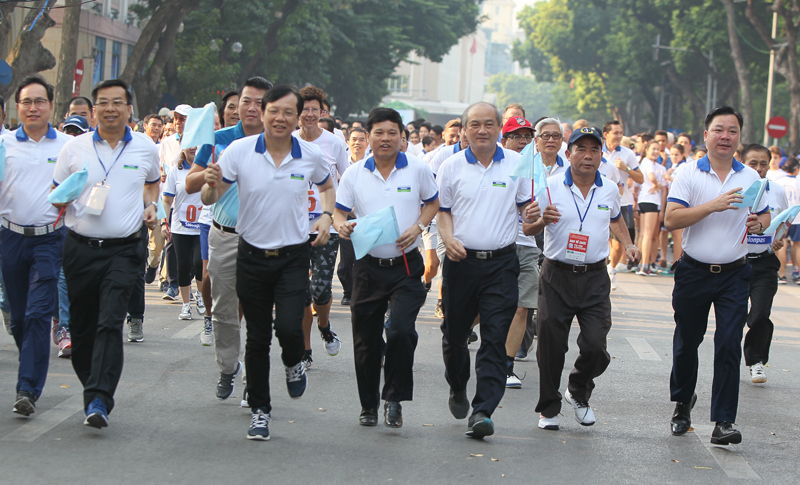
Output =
[
  {"x1": 336, "y1": 151, "x2": 438, "y2": 258},
  {"x1": 543, "y1": 168, "x2": 622, "y2": 264},
  {"x1": 438, "y1": 146, "x2": 531, "y2": 251},
  {"x1": 603, "y1": 143, "x2": 640, "y2": 206},
  {"x1": 543, "y1": 154, "x2": 569, "y2": 179},
  {"x1": 54, "y1": 127, "x2": 161, "y2": 238},
  {"x1": 430, "y1": 142, "x2": 465, "y2": 176},
  {"x1": 219, "y1": 134, "x2": 329, "y2": 250},
  {"x1": 746, "y1": 180, "x2": 787, "y2": 254},
  {"x1": 667, "y1": 156, "x2": 768, "y2": 264},
  {"x1": 0, "y1": 124, "x2": 70, "y2": 227}
]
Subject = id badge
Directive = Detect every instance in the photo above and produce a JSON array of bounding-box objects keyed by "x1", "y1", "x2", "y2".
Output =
[
  {"x1": 565, "y1": 229, "x2": 589, "y2": 263},
  {"x1": 85, "y1": 183, "x2": 110, "y2": 215}
]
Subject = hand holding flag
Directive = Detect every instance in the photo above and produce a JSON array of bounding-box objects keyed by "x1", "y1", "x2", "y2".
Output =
[
  {"x1": 180, "y1": 103, "x2": 216, "y2": 150},
  {"x1": 48, "y1": 163, "x2": 89, "y2": 225},
  {"x1": 349, "y1": 206, "x2": 411, "y2": 275},
  {"x1": 509, "y1": 144, "x2": 551, "y2": 205}
]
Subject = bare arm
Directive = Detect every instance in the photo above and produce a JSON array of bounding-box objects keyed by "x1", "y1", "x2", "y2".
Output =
[
  {"x1": 161, "y1": 195, "x2": 174, "y2": 239},
  {"x1": 143, "y1": 183, "x2": 159, "y2": 229},
  {"x1": 310, "y1": 177, "x2": 335, "y2": 246},
  {"x1": 610, "y1": 216, "x2": 640, "y2": 263},
  {"x1": 396, "y1": 198, "x2": 439, "y2": 250},
  {"x1": 436, "y1": 210, "x2": 467, "y2": 261},
  {"x1": 200, "y1": 162, "x2": 231, "y2": 205},
  {"x1": 184, "y1": 163, "x2": 207, "y2": 194}
]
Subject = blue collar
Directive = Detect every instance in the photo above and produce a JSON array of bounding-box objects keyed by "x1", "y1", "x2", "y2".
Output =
[
  {"x1": 255, "y1": 134, "x2": 302, "y2": 158},
  {"x1": 696, "y1": 155, "x2": 744, "y2": 173},
  {"x1": 564, "y1": 167, "x2": 604, "y2": 187},
  {"x1": 364, "y1": 151, "x2": 409, "y2": 172},
  {"x1": 465, "y1": 146, "x2": 505, "y2": 164},
  {"x1": 603, "y1": 143, "x2": 621, "y2": 152},
  {"x1": 601, "y1": 156, "x2": 608, "y2": 163},
  {"x1": 554, "y1": 155, "x2": 564, "y2": 167},
  {"x1": 232, "y1": 121, "x2": 245, "y2": 139},
  {"x1": 453, "y1": 143, "x2": 462, "y2": 154},
  {"x1": 180, "y1": 160, "x2": 191, "y2": 170},
  {"x1": 15, "y1": 123, "x2": 58, "y2": 141},
  {"x1": 92, "y1": 126, "x2": 133, "y2": 143}
]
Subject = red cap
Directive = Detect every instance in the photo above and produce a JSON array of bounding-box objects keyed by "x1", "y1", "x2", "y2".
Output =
[{"x1": 502, "y1": 116, "x2": 534, "y2": 136}]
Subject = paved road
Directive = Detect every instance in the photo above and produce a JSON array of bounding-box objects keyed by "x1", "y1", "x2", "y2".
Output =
[{"x1": 1, "y1": 268, "x2": 799, "y2": 483}]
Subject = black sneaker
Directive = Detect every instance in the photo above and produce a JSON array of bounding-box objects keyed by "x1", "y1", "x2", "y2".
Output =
[
  {"x1": 466, "y1": 412, "x2": 494, "y2": 439},
  {"x1": 247, "y1": 408, "x2": 270, "y2": 441},
  {"x1": 13, "y1": 390, "x2": 36, "y2": 416},
  {"x1": 217, "y1": 361, "x2": 242, "y2": 400},
  {"x1": 301, "y1": 350, "x2": 313, "y2": 370},
  {"x1": 711, "y1": 421, "x2": 742, "y2": 445},
  {"x1": 424, "y1": 281, "x2": 432, "y2": 292},
  {"x1": 145, "y1": 265, "x2": 157, "y2": 284},
  {"x1": 340, "y1": 296, "x2": 351, "y2": 305},
  {"x1": 285, "y1": 362, "x2": 307, "y2": 398},
  {"x1": 468, "y1": 330, "x2": 478, "y2": 344}
]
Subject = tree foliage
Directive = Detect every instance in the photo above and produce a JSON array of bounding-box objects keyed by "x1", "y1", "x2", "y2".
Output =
[{"x1": 485, "y1": 73, "x2": 554, "y2": 119}]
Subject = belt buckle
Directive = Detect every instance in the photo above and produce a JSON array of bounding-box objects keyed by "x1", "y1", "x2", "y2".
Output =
[
  {"x1": 90, "y1": 239, "x2": 104, "y2": 248},
  {"x1": 572, "y1": 264, "x2": 587, "y2": 273},
  {"x1": 710, "y1": 264, "x2": 722, "y2": 273},
  {"x1": 476, "y1": 251, "x2": 489, "y2": 260},
  {"x1": 378, "y1": 258, "x2": 392, "y2": 267},
  {"x1": 264, "y1": 249, "x2": 280, "y2": 257}
]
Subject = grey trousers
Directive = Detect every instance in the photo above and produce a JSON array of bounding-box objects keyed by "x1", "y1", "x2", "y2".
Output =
[{"x1": 208, "y1": 225, "x2": 241, "y2": 375}]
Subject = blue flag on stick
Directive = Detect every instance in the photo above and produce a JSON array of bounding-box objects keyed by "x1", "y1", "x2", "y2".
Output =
[
  {"x1": 765, "y1": 204, "x2": 800, "y2": 236},
  {"x1": 733, "y1": 178, "x2": 768, "y2": 209},
  {"x1": 180, "y1": 103, "x2": 216, "y2": 149},
  {"x1": 350, "y1": 205, "x2": 400, "y2": 260},
  {"x1": 48, "y1": 164, "x2": 88, "y2": 204},
  {"x1": 509, "y1": 144, "x2": 549, "y2": 201}
]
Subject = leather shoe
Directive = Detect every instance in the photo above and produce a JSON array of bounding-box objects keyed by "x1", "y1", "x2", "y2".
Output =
[
  {"x1": 384, "y1": 401, "x2": 402, "y2": 428},
  {"x1": 711, "y1": 421, "x2": 742, "y2": 445},
  {"x1": 448, "y1": 388, "x2": 469, "y2": 419},
  {"x1": 670, "y1": 393, "x2": 697, "y2": 436},
  {"x1": 359, "y1": 407, "x2": 378, "y2": 427}
]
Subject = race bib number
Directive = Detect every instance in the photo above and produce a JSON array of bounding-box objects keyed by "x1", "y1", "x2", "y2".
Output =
[
  {"x1": 179, "y1": 202, "x2": 202, "y2": 229},
  {"x1": 565, "y1": 230, "x2": 589, "y2": 263},
  {"x1": 308, "y1": 186, "x2": 321, "y2": 221}
]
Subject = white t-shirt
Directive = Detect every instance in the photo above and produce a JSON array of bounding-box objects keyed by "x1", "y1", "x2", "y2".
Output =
[
  {"x1": 638, "y1": 158, "x2": 663, "y2": 208},
  {"x1": 164, "y1": 163, "x2": 203, "y2": 236},
  {"x1": 774, "y1": 175, "x2": 800, "y2": 223},
  {"x1": 766, "y1": 169, "x2": 787, "y2": 182},
  {"x1": 602, "y1": 144, "x2": 640, "y2": 206},
  {"x1": 746, "y1": 181, "x2": 788, "y2": 253}
]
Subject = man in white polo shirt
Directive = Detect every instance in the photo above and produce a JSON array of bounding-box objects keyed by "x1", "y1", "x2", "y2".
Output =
[
  {"x1": 437, "y1": 102, "x2": 540, "y2": 439},
  {"x1": 665, "y1": 106, "x2": 770, "y2": 446},
  {"x1": 0, "y1": 75, "x2": 70, "y2": 417},
  {"x1": 741, "y1": 143, "x2": 788, "y2": 385},
  {"x1": 202, "y1": 85, "x2": 334, "y2": 441},
  {"x1": 54, "y1": 79, "x2": 160, "y2": 429},
  {"x1": 334, "y1": 107, "x2": 438, "y2": 428},
  {"x1": 529, "y1": 127, "x2": 639, "y2": 431}
]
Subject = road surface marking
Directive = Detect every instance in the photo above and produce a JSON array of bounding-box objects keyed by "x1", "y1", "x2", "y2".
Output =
[
  {"x1": 2, "y1": 395, "x2": 83, "y2": 442},
  {"x1": 625, "y1": 337, "x2": 662, "y2": 361},
  {"x1": 171, "y1": 321, "x2": 203, "y2": 339},
  {"x1": 693, "y1": 424, "x2": 761, "y2": 480}
]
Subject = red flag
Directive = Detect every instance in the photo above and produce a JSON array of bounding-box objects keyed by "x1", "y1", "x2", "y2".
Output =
[{"x1": 470, "y1": 38, "x2": 477, "y2": 55}]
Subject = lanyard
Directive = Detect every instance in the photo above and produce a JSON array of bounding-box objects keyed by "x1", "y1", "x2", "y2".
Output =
[
  {"x1": 93, "y1": 140, "x2": 128, "y2": 183},
  {"x1": 570, "y1": 187, "x2": 596, "y2": 232}
]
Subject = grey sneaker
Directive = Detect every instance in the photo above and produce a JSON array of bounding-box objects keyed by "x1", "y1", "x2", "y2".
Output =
[
  {"x1": 217, "y1": 361, "x2": 242, "y2": 400},
  {"x1": 13, "y1": 390, "x2": 36, "y2": 416},
  {"x1": 127, "y1": 317, "x2": 143, "y2": 342}
]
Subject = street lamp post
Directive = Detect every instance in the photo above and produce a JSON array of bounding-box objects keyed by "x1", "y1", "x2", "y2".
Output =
[{"x1": 763, "y1": 11, "x2": 778, "y2": 146}]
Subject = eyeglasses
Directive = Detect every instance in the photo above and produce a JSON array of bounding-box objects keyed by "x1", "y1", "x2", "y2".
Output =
[
  {"x1": 18, "y1": 98, "x2": 49, "y2": 108},
  {"x1": 507, "y1": 133, "x2": 533, "y2": 141},
  {"x1": 302, "y1": 107, "x2": 321, "y2": 114},
  {"x1": 95, "y1": 99, "x2": 128, "y2": 108},
  {"x1": 538, "y1": 133, "x2": 562, "y2": 141},
  {"x1": 321, "y1": 110, "x2": 329, "y2": 116}
]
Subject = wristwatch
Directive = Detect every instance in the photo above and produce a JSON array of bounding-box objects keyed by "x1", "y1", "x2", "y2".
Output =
[
  {"x1": 145, "y1": 201, "x2": 157, "y2": 209},
  {"x1": 416, "y1": 222, "x2": 426, "y2": 233}
]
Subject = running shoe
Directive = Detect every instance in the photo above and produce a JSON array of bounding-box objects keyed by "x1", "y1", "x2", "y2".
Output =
[
  {"x1": 179, "y1": 303, "x2": 192, "y2": 320},
  {"x1": 200, "y1": 315, "x2": 213, "y2": 345}
]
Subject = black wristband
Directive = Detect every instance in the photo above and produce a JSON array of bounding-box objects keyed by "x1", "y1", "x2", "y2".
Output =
[{"x1": 322, "y1": 211, "x2": 333, "y2": 219}]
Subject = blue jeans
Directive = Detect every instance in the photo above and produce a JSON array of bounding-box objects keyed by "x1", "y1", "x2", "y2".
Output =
[
  {"x1": 0, "y1": 250, "x2": 10, "y2": 314},
  {"x1": 57, "y1": 268, "x2": 69, "y2": 331}
]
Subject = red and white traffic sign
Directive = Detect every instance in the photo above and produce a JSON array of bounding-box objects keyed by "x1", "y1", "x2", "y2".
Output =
[{"x1": 767, "y1": 116, "x2": 788, "y2": 139}]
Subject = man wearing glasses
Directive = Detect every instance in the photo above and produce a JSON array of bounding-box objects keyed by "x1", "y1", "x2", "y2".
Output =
[{"x1": 501, "y1": 117, "x2": 534, "y2": 152}]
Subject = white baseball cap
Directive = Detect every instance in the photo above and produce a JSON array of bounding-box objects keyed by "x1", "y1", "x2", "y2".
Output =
[{"x1": 174, "y1": 104, "x2": 192, "y2": 117}]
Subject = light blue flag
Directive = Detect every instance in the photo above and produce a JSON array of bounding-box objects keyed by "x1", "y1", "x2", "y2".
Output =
[
  {"x1": 350, "y1": 205, "x2": 400, "y2": 260},
  {"x1": 0, "y1": 139, "x2": 6, "y2": 182},
  {"x1": 733, "y1": 178, "x2": 768, "y2": 209},
  {"x1": 180, "y1": 102, "x2": 216, "y2": 149},
  {"x1": 509, "y1": 144, "x2": 548, "y2": 201},
  {"x1": 157, "y1": 195, "x2": 167, "y2": 220},
  {"x1": 47, "y1": 164, "x2": 88, "y2": 204},
  {"x1": 764, "y1": 204, "x2": 800, "y2": 236}
]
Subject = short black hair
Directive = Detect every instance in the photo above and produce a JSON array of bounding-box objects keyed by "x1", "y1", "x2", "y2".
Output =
[
  {"x1": 431, "y1": 125, "x2": 444, "y2": 136},
  {"x1": 143, "y1": 114, "x2": 162, "y2": 125},
  {"x1": 602, "y1": 120, "x2": 622, "y2": 134},
  {"x1": 240, "y1": 77, "x2": 272, "y2": 95},
  {"x1": 69, "y1": 96, "x2": 93, "y2": 111},
  {"x1": 741, "y1": 143, "x2": 770, "y2": 162},
  {"x1": 319, "y1": 117, "x2": 335, "y2": 133},
  {"x1": 91, "y1": 79, "x2": 132, "y2": 105},
  {"x1": 782, "y1": 156, "x2": 799, "y2": 173},
  {"x1": 349, "y1": 126, "x2": 366, "y2": 136},
  {"x1": 654, "y1": 129, "x2": 668, "y2": 138},
  {"x1": 422, "y1": 136, "x2": 435, "y2": 147},
  {"x1": 403, "y1": 127, "x2": 409, "y2": 140},
  {"x1": 15, "y1": 74, "x2": 54, "y2": 103},
  {"x1": 420, "y1": 121, "x2": 432, "y2": 131},
  {"x1": 260, "y1": 84, "x2": 303, "y2": 115},
  {"x1": 322, "y1": 99, "x2": 331, "y2": 112},
  {"x1": 365, "y1": 107, "x2": 404, "y2": 133},
  {"x1": 0, "y1": 95, "x2": 6, "y2": 112},
  {"x1": 704, "y1": 106, "x2": 743, "y2": 131},
  {"x1": 219, "y1": 90, "x2": 238, "y2": 126}
]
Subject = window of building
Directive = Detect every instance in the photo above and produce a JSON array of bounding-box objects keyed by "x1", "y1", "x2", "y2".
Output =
[
  {"x1": 93, "y1": 36, "x2": 106, "y2": 85},
  {"x1": 388, "y1": 75, "x2": 410, "y2": 95},
  {"x1": 111, "y1": 41, "x2": 121, "y2": 78}
]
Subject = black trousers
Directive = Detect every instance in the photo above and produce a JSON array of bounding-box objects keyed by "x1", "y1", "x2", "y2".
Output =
[
  {"x1": 126, "y1": 224, "x2": 149, "y2": 320},
  {"x1": 535, "y1": 259, "x2": 612, "y2": 418},
  {"x1": 336, "y1": 215, "x2": 356, "y2": 299},
  {"x1": 171, "y1": 233, "x2": 202, "y2": 287},
  {"x1": 237, "y1": 239, "x2": 309, "y2": 413},
  {"x1": 441, "y1": 249, "x2": 519, "y2": 417},
  {"x1": 63, "y1": 233, "x2": 145, "y2": 412},
  {"x1": 744, "y1": 254, "x2": 780, "y2": 366},
  {"x1": 351, "y1": 251, "x2": 425, "y2": 409},
  {"x1": 670, "y1": 257, "x2": 751, "y2": 423}
]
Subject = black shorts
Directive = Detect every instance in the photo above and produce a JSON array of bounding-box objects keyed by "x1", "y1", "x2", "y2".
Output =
[{"x1": 638, "y1": 202, "x2": 660, "y2": 213}]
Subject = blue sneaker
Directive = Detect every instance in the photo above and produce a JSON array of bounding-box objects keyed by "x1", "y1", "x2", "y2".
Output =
[
  {"x1": 285, "y1": 362, "x2": 307, "y2": 398},
  {"x1": 162, "y1": 285, "x2": 179, "y2": 301},
  {"x1": 84, "y1": 398, "x2": 109, "y2": 429}
]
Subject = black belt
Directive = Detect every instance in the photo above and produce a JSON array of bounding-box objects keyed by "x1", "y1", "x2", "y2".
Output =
[
  {"x1": 68, "y1": 230, "x2": 141, "y2": 249},
  {"x1": 464, "y1": 244, "x2": 515, "y2": 260},
  {"x1": 747, "y1": 250, "x2": 774, "y2": 260},
  {"x1": 241, "y1": 238, "x2": 306, "y2": 258},
  {"x1": 547, "y1": 258, "x2": 606, "y2": 274},
  {"x1": 363, "y1": 248, "x2": 421, "y2": 267},
  {"x1": 682, "y1": 253, "x2": 747, "y2": 273},
  {"x1": 212, "y1": 220, "x2": 237, "y2": 234}
]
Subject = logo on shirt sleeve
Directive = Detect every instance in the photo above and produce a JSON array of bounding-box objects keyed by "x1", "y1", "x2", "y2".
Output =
[
  {"x1": 397, "y1": 186, "x2": 411, "y2": 193},
  {"x1": 291, "y1": 173, "x2": 305, "y2": 181},
  {"x1": 123, "y1": 164, "x2": 139, "y2": 170},
  {"x1": 492, "y1": 181, "x2": 507, "y2": 188},
  {"x1": 47, "y1": 157, "x2": 57, "y2": 164}
]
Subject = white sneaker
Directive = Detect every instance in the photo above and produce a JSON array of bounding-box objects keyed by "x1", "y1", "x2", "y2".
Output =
[
  {"x1": 565, "y1": 390, "x2": 595, "y2": 426},
  {"x1": 538, "y1": 414, "x2": 559, "y2": 430},
  {"x1": 196, "y1": 292, "x2": 205, "y2": 314},
  {"x1": 319, "y1": 326, "x2": 342, "y2": 356},
  {"x1": 200, "y1": 315, "x2": 214, "y2": 346},
  {"x1": 750, "y1": 363, "x2": 767, "y2": 383},
  {"x1": 608, "y1": 266, "x2": 617, "y2": 290},
  {"x1": 179, "y1": 303, "x2": 192, "y2": 320},
  {"x1": 506, "y1": 370, "x2": 522, "y2": 389}
]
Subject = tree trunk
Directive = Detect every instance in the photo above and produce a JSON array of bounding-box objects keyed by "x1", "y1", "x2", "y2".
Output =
[
  {"x1": 721, "y1": 0, "x2": 754, "y2": 143},
  {"x1": 1, "y1": 0, "x2": 58, "y2": 101},
  {"x1": 53, "y1": 0, "x2": 81, "y2": 123},
  {"x1": 0, "y1": 4, "x2": 17, "y2": 59}
]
